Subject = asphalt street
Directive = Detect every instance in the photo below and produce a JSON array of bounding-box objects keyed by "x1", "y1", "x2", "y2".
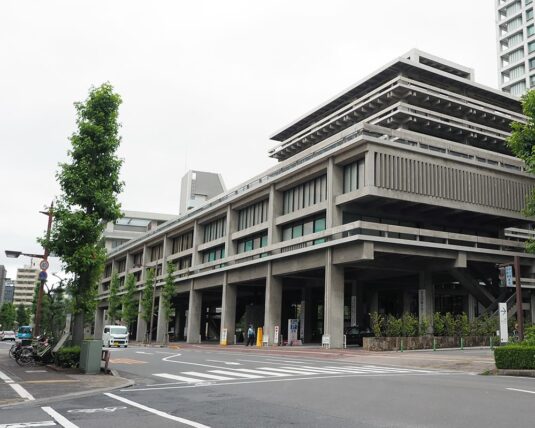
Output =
[{"x1": 1, "y1": 341, "x2": 535, "y2": 427}]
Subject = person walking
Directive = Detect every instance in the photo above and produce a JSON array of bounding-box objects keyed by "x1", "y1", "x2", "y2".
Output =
[{"x1": 246, "y1": 325, "x2": 255, "y2": 346}]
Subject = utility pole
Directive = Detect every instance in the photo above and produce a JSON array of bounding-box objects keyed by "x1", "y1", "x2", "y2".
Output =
[
  {"x1": 34, "y1": 202, "x2": 54, "y2": 337},
  {"x1": 514, "y1": 255, "x2": 524, "y2": 341}
]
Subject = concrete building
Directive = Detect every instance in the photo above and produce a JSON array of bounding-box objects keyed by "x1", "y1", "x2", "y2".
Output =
[
  {"x1": 180, "y1": 170, "x2": 226, "y2": 215},
  {"x1": 3, "y1": 280, "x2": 14, "y2": 304},
  {"x1": 13, "y1": 264, "x2": 39, "y2": 307},
  {"x1": 102, "y1": 211, "x2": 176, "y2": 252},
  {"x1": 496, "y1": 0, "x2": 535, "y2": 95},
  {"x1": 96, "y1": 50, "x2": 535, "y2": 348},
  {"x1": 0, "y1": 265, "x2": 6, "y2": 303}
]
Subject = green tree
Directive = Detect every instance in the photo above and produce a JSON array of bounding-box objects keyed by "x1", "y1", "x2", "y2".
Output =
[
  {"x1": 121, "y1": 273, "x2": 138, "y2": 333},
  {"x1": 16, "y1": 303, "x2": 29, "y2": 326},
  {"x1": 0, "y1": 303, "x2": 16, "y2": 330},
  {"x1": 140, "y1": 269, "x2": 155, "y2": 343},
  {"x1": 508, "y1": 90, "x2": 535, "y2": 251},
  {"x1": 161, "y1": 262, "x2": 177, "y2": 344},
  {"x1": 41, "y1": 285, "x2": 67, "y2": 340},
  {"x1": 40, "y1": 83, "x2": 124, "y2": 345},
  {"x1": 107, "y1": 272, "x2": 121, "y2": 324}
]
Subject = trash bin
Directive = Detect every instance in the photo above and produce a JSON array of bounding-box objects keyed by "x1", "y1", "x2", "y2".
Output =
[{"x1": 80, "y1": 340, "x2": 103, "y2": 374}]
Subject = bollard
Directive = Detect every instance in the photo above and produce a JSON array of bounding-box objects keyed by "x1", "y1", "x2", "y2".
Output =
[
  {"x1": 433, "y1": 337, "x2": 436, "y2": 351},
  {"x1": 460, "y1": 337, "x2": 464, "y2": 351}
]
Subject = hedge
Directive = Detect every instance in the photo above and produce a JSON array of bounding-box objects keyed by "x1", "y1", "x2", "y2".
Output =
[
  {"x1": 54, "y1": 346, "x2": 80, "y2": 368},
  {"x1": 494, "y1": 345, "x2": 535, "y2": 370}
]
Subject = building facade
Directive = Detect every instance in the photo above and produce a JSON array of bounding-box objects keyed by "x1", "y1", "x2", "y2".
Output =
[
  {"x1": 13, "y1": 265, "x2": 39, "y2": 307},
  {"x1": 102, "y1": 211, "x2": 176, "y2": 252},
  {"x1": 496, "y1": 0, "x2": 535, "y2": 95},
  {"x1": 97, "y1": 50, "x2": 535, "y2": 348},
  {"x1": 180, "y1": 170, "x2": 226, "y2": 215},
  {"x1": 0, "y1": 265, "x2": 6, "y2": 303},
  {"x1": 3, "y1": 280, "x2": 14, "y2": 304}
]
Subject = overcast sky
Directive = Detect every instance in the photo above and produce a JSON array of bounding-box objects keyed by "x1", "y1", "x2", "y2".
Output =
[{"x1": 0, "y1": 0, "x2": 499, "y2": 282}]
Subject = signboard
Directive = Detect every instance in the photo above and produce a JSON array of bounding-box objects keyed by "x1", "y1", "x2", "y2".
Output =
[
  {"x1": 499, "y1": 302, "x2": 508, "y2": 343},
  {"x1": 220, "y1": 328, "x2": 228, "y2": 346},
  {"x1": 39, "y1": 259, "x2": 49, "y2": 271},
  {"x1": 38, "y1": 271, "x2": 47, "y2": 281},
  {"x1": 273, "y1": 325, "x2": 280, "y2": 345},
  {"x1": 351, "y1": 295, "x2": 357, "y2": 326},
  {"x1": 322, "y1": 334, "x2": 331, "y2": 349},
  {"x1": 505, "y1": 266, "x2": 514, "y2": 288},
  {"x1": 288, "y1": 319, "x2": 298, "y2": 343}
]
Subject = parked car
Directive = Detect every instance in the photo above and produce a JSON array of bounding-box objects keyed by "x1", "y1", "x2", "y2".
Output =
[
  {"x1": 0, "y1": 330, "x2": 16, "y2": 341},
  {"x1": 344, "y1": 326, "x2": 374, "y2": 346},
  {"x1": 16, "y1": 326, "x2": 32, "y2": 340},
  {"x1": 103, "y1": 325, "x2": 129, "y2": 347}
]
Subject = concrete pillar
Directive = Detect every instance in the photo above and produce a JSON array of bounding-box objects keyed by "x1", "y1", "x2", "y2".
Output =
[
  {"x1": 326, "y1": 157, "x2": 343, "y2": 231},
  {"x1": 186, "y1": 285, "x2": 202, "y2": 343},
  {"x1": 467, "y1": 294, "x2": 477, "y2": 321},
  {"x1": 324, "y1": 248, "x2": 344, "y2": 348},
  {"x1": 221, "y1": 275, "x2": 237, "y2": 345},
  {"x1": 191, "y1": 220, "x2": 203, "y2": 267},
  {"x1": 267, "y1": 184, "x2": 282, "y2": 245},
  {"x1": 94, "y1": 307, "x2": 105, "y2": 339},
  {"x1": 350, "y1": 281, "x2": 358, "y2": 326},
  {"x1": 264, "y1": 262, "x2": 282, "y2": 345},
  {"x1": 418, "y1": 272, "x2": 434, "y2": 328},
  {"x1": 174, "y1": 305, "x2": 186, "y2": 341},
  {"x1": 225, "y1": 206, "x2": 237, "y2": 257},
  {"x1": 136, "y1": 298, "x2": 147, "y2": 343},
  {"x1": 300, "y1": 287, "x2": 312, "y2": 343},
  {"x1": 156, "y1": 294, "x2": 167, "y2": 344}
]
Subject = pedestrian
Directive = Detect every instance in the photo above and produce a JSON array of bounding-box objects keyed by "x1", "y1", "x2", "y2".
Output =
[{"x1": 246, "y1": 324, "x2": 255, "y2": 346}]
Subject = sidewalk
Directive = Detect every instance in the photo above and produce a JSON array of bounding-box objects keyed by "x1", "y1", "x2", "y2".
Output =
[{"x1": 0, "y1": 347, "x2": 133, "y2": 408}]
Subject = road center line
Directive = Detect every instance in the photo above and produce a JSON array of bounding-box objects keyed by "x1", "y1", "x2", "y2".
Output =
[
  {"x1": 0, "y1": 422, "x2": 56, "y2": 428},
  {"x1": 41, "y1": 407, "x2": 78, "y2": 428},
  {"x1": 506, "y1": 387, "x2": 535, "y2": 394},
  {"x1": 105, "y1": 393, "x2": 210, "y2": 428}
]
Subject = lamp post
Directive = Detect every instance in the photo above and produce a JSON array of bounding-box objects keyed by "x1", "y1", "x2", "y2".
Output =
[{"x1": 5, "y1": 202, "x2": 54, "y2": 337}]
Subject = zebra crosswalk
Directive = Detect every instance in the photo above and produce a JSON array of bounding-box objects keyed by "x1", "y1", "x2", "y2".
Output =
[{"x1": 152, "y1": 364, "x2": 435, "y2": 385}]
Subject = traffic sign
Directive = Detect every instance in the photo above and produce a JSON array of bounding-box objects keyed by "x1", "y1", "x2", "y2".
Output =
[
  {"x1": 38, "y1": 271, "x2": 47, "y2": 281},
  {"x1": 505, "y1": 265, "x2": 513, "y2": 288},
  {"x1": 39, "y1": 259, "x2": 49, "y2": 271}
]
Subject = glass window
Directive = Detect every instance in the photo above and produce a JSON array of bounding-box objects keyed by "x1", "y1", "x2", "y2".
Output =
[
  {"x1": 245, "y1": 239, "x2": 254, "y2": 252},
  {"x1": 530, "y1": 75, "x2": 535, "y2": 87},
  {"x1": 314, "y1": 217, "x2": 326, "y2": 232},
  {"x1": 528, "y1": 8, "x2": 534, "y2": 21},
  {"x1": 529, "y1": 24, "x2": 535, "y2": 37},
  {"x1": 530, "y1": 57, "x2": 535, "y2": 70},
  {"x1": 530, "y1": 40, "x2": 535, "y2": 53},
  {"x1": 292, "y1": 224, "x2": 303, "y2": 238},
  {"x1": 282, "y1": 227, "x2": 292, "y2": 241},
  {"x1": 260, "y1": 235, "x2": 268, "y2": 247}
]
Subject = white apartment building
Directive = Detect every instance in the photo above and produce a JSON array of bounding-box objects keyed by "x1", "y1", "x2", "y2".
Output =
[
  {"x1": 496, "y1": 0, "x2": 535, "y2": 95},
  {"x1": 13, "y1": 264, "x2": 39, "y2": 307}
]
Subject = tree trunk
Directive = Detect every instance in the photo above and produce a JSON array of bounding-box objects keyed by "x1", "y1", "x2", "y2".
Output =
[{"x1": 72, "y1": 312, "x2": 85, "y2": 346}]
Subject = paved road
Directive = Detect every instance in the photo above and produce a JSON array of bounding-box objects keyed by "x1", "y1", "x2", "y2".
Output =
[{"x1": 1, "y1": 342, "x2": 535, "y2": 427}]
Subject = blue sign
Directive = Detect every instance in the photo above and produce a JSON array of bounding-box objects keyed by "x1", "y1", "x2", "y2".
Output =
[
  {"x1": 505, "y1": 266, "x2": 513, "y2": 288},
  {"x1": 38, "y1": 271, "x2": 47, "y2": 281}
]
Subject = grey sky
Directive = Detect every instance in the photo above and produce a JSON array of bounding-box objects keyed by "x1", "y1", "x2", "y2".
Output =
[{"x1": 0, "y1": 0, "x2": 499, "y2": 281}]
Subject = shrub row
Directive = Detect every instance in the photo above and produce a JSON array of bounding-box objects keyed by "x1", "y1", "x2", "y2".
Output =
[
  {"x1": 370, "y1": 312, "x2": 498, "y2": 338},
  {"x1": 494, "y1": 345, "x2": 535, "y2": 370},
  {"x1": 54, "y1": 346, "x2": 80, "y2": 368}
]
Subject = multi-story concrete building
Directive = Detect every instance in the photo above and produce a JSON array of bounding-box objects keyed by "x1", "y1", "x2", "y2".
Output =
[
  {"x1": 180, "y1": 170, "x2": 226, "y2": 215},
  {"x1": 96, "y1": 50, "x2": 535, "y2": 348},
  {"x1": 102, "y1": 211, "x2": 176, "y2": 252},
  {"x1": 495, "y1": 0, "x2": 535, "y2": 95},
  {"x1": 3, "y1": 280, "x2": 14, "y2": 304},
  {"x1": 14, "y1": 264, "x2": 39, "y2": 307},
  {"x1": 0, "y1": 265, "x2": 6, "y2": 303}
]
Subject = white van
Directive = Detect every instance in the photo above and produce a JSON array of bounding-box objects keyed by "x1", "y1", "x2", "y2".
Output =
[{"x1": 103, "y1": 325, "x2": 129, "y2": 348}]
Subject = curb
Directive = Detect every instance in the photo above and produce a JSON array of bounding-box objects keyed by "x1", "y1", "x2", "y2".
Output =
[
  {"x1": 0, "y1": 374, "x2": 135, "y2": 410},
  {"x1": 496, "y1": 369, "x2": 535, "y2": 377}
]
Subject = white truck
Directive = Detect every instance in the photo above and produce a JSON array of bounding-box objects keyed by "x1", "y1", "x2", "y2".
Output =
[{"x1": 102, "y1": 325, "x2": 129, "y2": 348}]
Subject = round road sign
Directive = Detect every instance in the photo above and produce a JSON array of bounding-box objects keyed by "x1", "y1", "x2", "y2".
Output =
[
  {"x1": 39, "y1": 260, "x2": 49, "y2": 271},
  {"x1": 38, "y1": 271, "x2": 48, "y2": 281}
]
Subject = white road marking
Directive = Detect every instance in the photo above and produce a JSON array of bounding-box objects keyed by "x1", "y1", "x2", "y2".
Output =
[
  {"x1": 181, "y1": 372, "x2": 233, "y2": 381},
  {"x1": 10, "y1": 384, "x2": 35, "y2": 401},
  {"x1": 67, "y1": 406, "x2": 126, "y2": 414},
  {"x1": 234, "y1": 368, "x2": 290, "y2": 377},
  {"x1": 105, "y1": 393, "x2": 210, "y2": 428},
  {"x1": 0, "y1": 422, "x2": 56, "y2": 428},
  {"x1": 41, "y1": 407, "x2": 78, "y2": 428},
  {"x1": 208, "y1": 370, "x2": 263, "y2": 379},
  {"x1": 288, "y1": 366, "x2": 351, "y2": 374},
  {"x1": 135, "y1": 351, "x2": 153, "y2": 355},
  {"x1": 257, "y1": 367, "x2": 317, "y2": 375},
  {"x1": 206, "y1": 360, "x2": 240, "y2": 365},
  {"x1": 153, "y1": 373, "x2": 206, "y2": 383},
  {"x1": 507, "y1": 387, "x2": 535, "y2": 395},
  {"x1": 25, "y1": 370, "x2": 48, "y2": 373},
  {"x1": 0, "y1": 370, "x2": 14, "y2": 383}
]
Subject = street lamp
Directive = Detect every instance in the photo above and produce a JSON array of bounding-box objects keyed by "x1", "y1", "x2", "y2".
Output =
[{"x1": 5, "y1": 202, "x2": 54, "y2": 337}]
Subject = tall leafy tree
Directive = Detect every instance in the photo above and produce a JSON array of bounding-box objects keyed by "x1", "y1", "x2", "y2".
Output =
[
  {"x1": 140, "y1": 268, "x2": 155, "y2": 343},
  {"x1": 40, "y1": 83, "x2": 123, "y2": 345},
  {"x1": 16, "y1": 303, "x2": 29, "y2": 326},
  {"x1": 509, "y1": 90, "x2": 535, "y2": 251},
  {"x1": 107, "y1": 272, "x2": 121, "y2": 324},
  {"x1": 161, "y1": 262, "x2": 176, "y2": 344},
  {"x1": 0, "y1": 303, "x2": 16, "y2": 330},
  {"x1": 121, "y1": 273, "x2": 138, "y2": 334}
]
